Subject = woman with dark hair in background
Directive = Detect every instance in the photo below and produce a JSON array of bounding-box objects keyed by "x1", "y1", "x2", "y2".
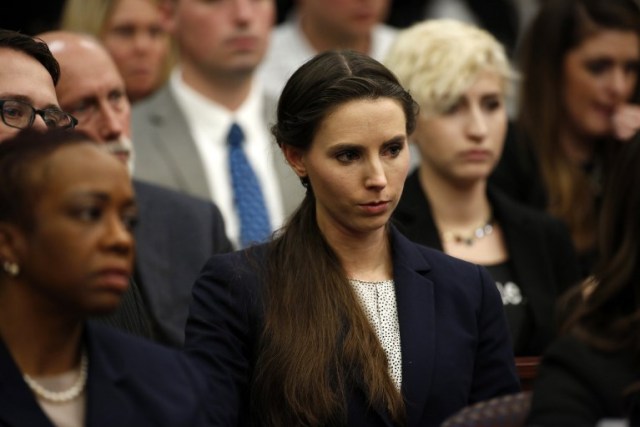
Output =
[
  {"x1": 491, "y1": 0, "x2": 640, "y2": 275},
  {"x1": 184, "y1": 50, "x2": 519, "y2": 427},
  {"x1": 527, "y1": 138, "x2": 640, "y2": 425},
  {"x1": 0, "y1": 129, "x2": 209, "y2": 427}
]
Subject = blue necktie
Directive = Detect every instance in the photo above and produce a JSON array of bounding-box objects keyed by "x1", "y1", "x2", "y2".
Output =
[{"x1": 227, "y1": 123, "x2": 271, "y2": 248}]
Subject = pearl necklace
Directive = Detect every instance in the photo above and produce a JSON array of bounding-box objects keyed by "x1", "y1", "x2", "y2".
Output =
[
  {"x1": 23, "y1": 351, "x2": 88, "y2": 403},
  {"x1": 441, "y1": 215, "x2": 495, "y2": 246}
]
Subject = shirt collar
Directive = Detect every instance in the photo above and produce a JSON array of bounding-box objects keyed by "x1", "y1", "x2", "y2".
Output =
[{"x1": 169, "y1": 67, "x2": 265, "y2": 136}]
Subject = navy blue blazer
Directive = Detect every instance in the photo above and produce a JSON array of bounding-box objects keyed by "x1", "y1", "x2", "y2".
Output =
[
  {"x1": 132, "y1": 180, "x2": 232, "y2": 346},
  {"x1": 393, "y1": 171, "x2": 581, "y2": 355},
  {"x1": 0, "y1": 322, "x2": 211, "y2": 427},
  {"x1": 184, "y1": 226, "x2": 520, "y2": 427}
]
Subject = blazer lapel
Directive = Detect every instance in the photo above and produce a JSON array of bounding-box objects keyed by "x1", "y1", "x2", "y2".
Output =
[
  {"x1": 143, "y1": 86, "x2": 211, "y2": 200},
  {"x1": 389, "y1": 227, "x2": 436, "y2": 426},
  {"x1": 0, "y1": 340, "x2": 54, "y2": 427},
  {"x1": 489, "y1": 188, "x2": 555, "y2": 352},
  {"x1": 84, "y1": 324, "x2": 134, "y2": 427},
  {"x1": 131, "y1": 181, "x2": 172, "y2": 335}
]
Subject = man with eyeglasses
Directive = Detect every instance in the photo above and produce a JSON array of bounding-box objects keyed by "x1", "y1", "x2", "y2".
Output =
[
  {"x1": 0, "y1": 29, "x2": 76, "y2": 141},
  {"x1": 39, "y1": 30, "x2": 233, "y2": 348}
]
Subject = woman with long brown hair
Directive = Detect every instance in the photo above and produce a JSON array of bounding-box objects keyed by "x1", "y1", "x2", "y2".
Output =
[
  {"x1": 528, "y1": 137, "x2": 640, "y2": 425},
  {"x1": 184, "y1": 50, "x2": 519, "y2": 427},
  {"x1": 491, "y1": 0, "x2": 640, "y2": 275}
]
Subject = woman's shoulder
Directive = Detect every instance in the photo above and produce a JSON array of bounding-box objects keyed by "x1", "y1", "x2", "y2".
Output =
[
  {"x1": 86, "y1": 322, "x2": 210, "y2": 424},
  {"x1": 490, "y1": 185, "x2": 573, "y2": 240},
  {"x1": 528, "y1": 334, "x2": 637, "y2": 425},
  {"x1": 87, "y1": 322, "x2": 203, "y2": 375},
  {"x1": 490, "y1": 123, "x2": 547, "y2": 208},
  {"x1": 543, "y1": 334, "x2": 634, "y2": 378},
  {"x1": 199, "y1": 244, "x2": 269, "y2": 281},
  {"x1": 86, "y1": 322, "x2": 209, "y2": 396}
]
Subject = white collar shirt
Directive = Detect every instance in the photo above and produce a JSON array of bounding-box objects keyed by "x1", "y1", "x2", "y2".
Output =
[{"x1": 170, "y1": 69, "x2": 285, "y2": 249}]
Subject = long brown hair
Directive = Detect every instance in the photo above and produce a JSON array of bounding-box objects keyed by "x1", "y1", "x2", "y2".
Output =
[
  {"x1": 518, "y1": 0, "x2": 640, "y2": 253},
  {"x1": 561, "y1": 138, "x2": 640, "y2": 356},
  {"x1": 250, "y1": 50, "x2": 418, "y2": 426}
]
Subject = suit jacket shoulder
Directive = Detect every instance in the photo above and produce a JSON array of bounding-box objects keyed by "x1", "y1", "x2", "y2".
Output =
[
  {"x1": 132, "y1": 85, "x2": 211, "y2": 200},
  {"x1": 84, "y1": 322, "x2": 211, "y2": 427},
  {"x1": 0, "y1": 322, "x2": 211, "y2": 427},
  {"x1": 185, "y1": 228, "x2": 519, "y2": 426},
  {"x1": 489, "y1": 121, "x2": 547, "y2": 209},
  {"x1": 133, "y1": 179, "x2": 232, "y2": 347}
]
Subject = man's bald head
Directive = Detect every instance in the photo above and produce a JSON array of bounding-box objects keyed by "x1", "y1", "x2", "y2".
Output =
[{"x1": 38, "y1": 31, "x2": 133, "y2": 167}]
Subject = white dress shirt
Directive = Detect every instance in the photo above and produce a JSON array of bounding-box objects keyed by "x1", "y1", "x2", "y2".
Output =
[{"x1": 170, "y1": 70, "x2": 285, "y2": 248}]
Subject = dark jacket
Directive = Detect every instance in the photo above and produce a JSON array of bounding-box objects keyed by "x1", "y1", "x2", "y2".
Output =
[
  {"x1": 528, "y1": 334, "x2": 640, "y2": 426},
  {"x1": 184, "y1": 225, "x2": 520, "y2": 427},
  {"x1": 131, "y1": 180, "x2": 232, "y2": 346},
  {"x1": 393, "y1": 171, "x2": 581, "y2": 355},
  {"x1": 0, "y1": 322, "x2": 211, "y2": 427}
]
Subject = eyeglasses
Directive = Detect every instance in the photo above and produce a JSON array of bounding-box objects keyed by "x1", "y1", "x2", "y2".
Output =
[{"x1": 0, "y1": 99, "x2": 78, "y2": 131}]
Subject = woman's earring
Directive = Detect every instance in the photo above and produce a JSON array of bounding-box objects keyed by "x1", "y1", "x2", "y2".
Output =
[{"x1": 2, "y1": 261, "x2": 19, "y2": 277}]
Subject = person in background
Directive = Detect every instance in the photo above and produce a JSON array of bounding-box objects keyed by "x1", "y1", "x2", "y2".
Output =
[
  {"x1": 60, "y1": 0, "x2": 172, "y2": 103},
  {"x1": 383, "y1": 0, "x2": 523, "y2": 58},
  {"x1": 527, "y1": 137, "x2": 640, "y2": 426},
  {"x1": 0, "y1": 129, "x2": 210, "y2": 427},
  {"x1": 0, "y1": 29, "x2": 76, "y2": 141},
  {"x1": 39, "y1": 30, "x2": 232, "y2": 347},
  {"x1": 184, "y1": 50, "x2": 519, "y2": 427},
  {"x1": 132, "y1": 0, "x2": 303, "y2": 249},
  {"x1": 490, "y1": 0, "x2": 640, "y2": 275},
  {"x1": 387, "y1": 19, "x2": 580, "y2": 356},
  {"x1": 259, "y1": 0, "x2": 396, "y2": 104}
]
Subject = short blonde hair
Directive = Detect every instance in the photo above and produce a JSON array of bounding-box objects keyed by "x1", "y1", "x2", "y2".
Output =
[{"x1": 385, "y1": 19, "x2": 513, "y2": 115}]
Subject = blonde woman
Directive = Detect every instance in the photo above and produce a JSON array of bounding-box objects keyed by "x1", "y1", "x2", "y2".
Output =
[
  {"x1": 387, "y1": 19, "x2": 580, "y2": 356},
  {"x1": 60, "y1": 0, "x2": 173, "y2": 103}
]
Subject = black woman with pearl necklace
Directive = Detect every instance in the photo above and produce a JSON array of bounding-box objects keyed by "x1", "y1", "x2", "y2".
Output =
[{"x1": 0, "y1": 130, "x2": 210, "y2": 427}]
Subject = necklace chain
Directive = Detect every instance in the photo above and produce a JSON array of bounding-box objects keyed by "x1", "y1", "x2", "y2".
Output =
[
  {"x1": 23, "y1": 350, "x2": 88, "y2": 403},
  {"x1": 441, "y1": 215, "x2": 495, "y2": 246}
]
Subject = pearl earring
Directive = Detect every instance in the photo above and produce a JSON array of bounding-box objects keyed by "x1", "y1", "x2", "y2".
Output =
[{"x1": 2, "y1": 261, "x2": 19, "y2": 277}]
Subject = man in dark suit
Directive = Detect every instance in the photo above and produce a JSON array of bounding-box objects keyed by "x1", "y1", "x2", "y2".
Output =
[{"x1": 38, "y1": 31, "x2": 233, "y2": 347}]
